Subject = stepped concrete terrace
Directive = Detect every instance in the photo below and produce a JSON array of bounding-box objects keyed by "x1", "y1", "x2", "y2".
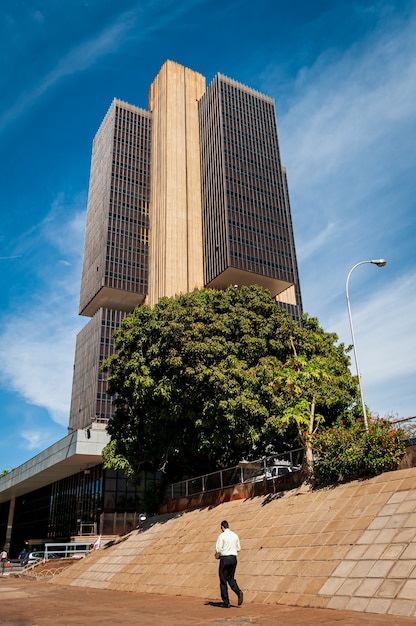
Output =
[{"x1": 51, "y1": 466, "x2": 416, "y2": 618}]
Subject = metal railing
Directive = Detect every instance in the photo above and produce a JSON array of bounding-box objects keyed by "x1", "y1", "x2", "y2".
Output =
[
  {"x1": 165, "y1": 449, "x2": 304, "y2": 501},
  {"x1": 44, "y1": 542, "x2": 95, "y2": 559},
  {"x1": 78, "y1": 522, "x2": 97, "y2": 536}
]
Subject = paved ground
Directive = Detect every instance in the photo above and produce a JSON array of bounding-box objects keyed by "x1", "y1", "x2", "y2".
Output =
[{"x1": 2, "y1": 576, "x2": 416, "y2": 626}]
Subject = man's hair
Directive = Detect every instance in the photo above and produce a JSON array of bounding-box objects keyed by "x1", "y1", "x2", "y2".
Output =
[{"x1": 221, "y1": 520, "x2": 229, "y2": 528}]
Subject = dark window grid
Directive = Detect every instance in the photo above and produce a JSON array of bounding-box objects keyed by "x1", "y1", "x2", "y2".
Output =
[
  {"x1": 107, "y1": 225, "x2": 149, "y2": 241},
  {"x1": 105, "y1": 256, "x2": 148, "y2": 272},
  {"x1": 107, "y1": 212, "x2": 149, "y2": 229},
  {"x1": 227, "y1": 216, "x2": 289, "y2": 241},
  {"x1": 228, "y1": 233, "x2": 293, "y2": 261},
  {"x1": 229, "y1": 249, "x2": 290, "y2": 273}
]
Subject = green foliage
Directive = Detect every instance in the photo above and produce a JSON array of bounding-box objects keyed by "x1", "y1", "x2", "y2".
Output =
[
  {"x1": 312, "y1": 416, "x2": 406, "y2": 484},
  {"x1": 102, "y1": 440, "x2": 137, "y2": 484},
  {"x1": 267, "y1": 319, "x2": 358, "y2": 476},
  {"x1": 102, "y1": 285, "x2": 357, "y2": 481},
  {"x1": 0, "y1": 468, "x2": 11, "y2": 477}
]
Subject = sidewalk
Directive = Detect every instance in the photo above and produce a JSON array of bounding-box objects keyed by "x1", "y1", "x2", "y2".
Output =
[{"x1": 1, "y1": 577, "x2": 416, "y2": 625}]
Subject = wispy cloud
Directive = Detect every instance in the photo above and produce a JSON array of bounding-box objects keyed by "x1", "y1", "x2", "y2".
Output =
[
  {"x1": 296, "y1": 221, "x2": 335, "y2": 263},
  {"x1": 0, "y1": 0, "x2": 211, "y2": 134},
  {"x1": 0, "y1": 196, "x2": 86, "y2": 426},
  {"x1": 0, "y1": 8, "x2": 137, "y2": 132},
  {"x1": 1, "y1": 318, "x2": 80, "y2": 426},
  {"x1": 271, "y1": 5, "x2": 416, "y2": 287},
  {"x1": 328, "y1": 269, "x2": 416, "y2": 419},
  {"x1": 331, "y1": 270, "x2": 416, "y2": 382},
  {"x1": 21, "y1": 429, "x2": 50, "y2": 451},
  {"x1": 276, "y1": 6, "x2": 416, "y2": 220},
  {"x1": 263, "y1": 4, "x2": 416, "y2": 419}
]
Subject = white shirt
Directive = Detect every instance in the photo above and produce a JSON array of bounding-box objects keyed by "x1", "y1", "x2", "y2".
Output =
[{"x1": 216, "y1": 528, "x2": 241, "y2": 556}]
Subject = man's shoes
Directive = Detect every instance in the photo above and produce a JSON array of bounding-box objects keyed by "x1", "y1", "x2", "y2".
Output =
[
  {"x1": 222, "y1": 602, "x2": 231, "y2": 608},
  {"x1": 238, "y1": 590, "x2": 244, "y2": 606}
]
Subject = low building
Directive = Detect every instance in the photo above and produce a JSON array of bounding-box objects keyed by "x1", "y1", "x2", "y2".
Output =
[{"x1": 0, "y1": 423, "x2": 156, "y2": 556}]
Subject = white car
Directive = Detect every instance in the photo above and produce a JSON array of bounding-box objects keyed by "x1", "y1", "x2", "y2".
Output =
[
  {"x1": 265, "y1": 465, "x2": 298, "y2": 478},
  {"x1": 23, "y1": 551, "x2": 44, "y2": 567},
  {"x1": 244, "y1": 465, "x2": 299, "y2": 483},
  {"x1": 23, "y1": 551, "x2": 59, "y2": 567}
]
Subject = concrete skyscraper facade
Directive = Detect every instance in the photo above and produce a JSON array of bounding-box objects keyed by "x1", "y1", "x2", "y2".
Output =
[
  {"x1": 148, "y1": 60, "x2": 206, "y2": 306},
  {"x1": 70, "y1": 99, "x2": 152, "y2": 431},
  {"x1": 199, "y1": 73, "x2": 301, "y2": 319},
  {"x1": 69, "y1": 60, "x2": 302, "y2": 433}
]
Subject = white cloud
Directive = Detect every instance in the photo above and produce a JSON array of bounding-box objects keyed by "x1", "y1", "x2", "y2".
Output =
[
  {"x1": 325, "y1": 270, "x2": 416, "y2": 419},
  {"x1": 0, "y1": 197, "x2": 86, "y2": 426},
  {"x1": 1, "y1": 319, "x2": 80, "y2": 426},
  {"x1": 332, "y1": 271, "x2": 416, "y2": 380},
  {"x1": 41, "y1": 193, "x2": 87, "y2": 260},
  {"x1": 21, "y1": 429, "x2": 49, "y2": 450}
]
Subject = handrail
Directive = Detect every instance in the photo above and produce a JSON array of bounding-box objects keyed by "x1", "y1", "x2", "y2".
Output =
[
  {"x1": 165, "y1": 449, "x2": 304, "y2": 501},
  {"x1": 44, "y1": 542, "x2": 94, "y2": 559}
]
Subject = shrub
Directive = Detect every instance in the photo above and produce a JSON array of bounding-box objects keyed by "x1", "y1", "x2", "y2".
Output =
[{"x1": 312, "y1": 415, "x2": 406, "y2": 485}]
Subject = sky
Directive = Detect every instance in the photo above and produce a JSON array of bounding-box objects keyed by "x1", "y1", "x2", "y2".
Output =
[{"x1": 0, "y1": 0, "x2": 415, "y2": 471}]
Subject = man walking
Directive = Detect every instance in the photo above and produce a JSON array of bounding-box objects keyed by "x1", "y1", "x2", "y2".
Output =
[
  {"x1": 1, "y1": 548, "x2": 8, "y2": 576},
  {"x1": 215, "y1": 520, "x2": 244, "y2": 608}
]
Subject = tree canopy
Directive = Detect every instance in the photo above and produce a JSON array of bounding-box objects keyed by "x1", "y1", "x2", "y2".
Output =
[{"x1": 103, "y1": 285, "x2": 358, "y2": 481}]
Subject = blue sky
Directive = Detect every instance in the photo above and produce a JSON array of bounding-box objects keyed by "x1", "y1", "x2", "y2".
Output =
[{"x1": 1, "y1": 0, "x2": 415, "y2": 471}]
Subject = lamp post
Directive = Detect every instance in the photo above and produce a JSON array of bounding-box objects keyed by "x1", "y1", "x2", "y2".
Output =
[{"x1": 345, "y1": 259, "x2": 386, "y2": 431}]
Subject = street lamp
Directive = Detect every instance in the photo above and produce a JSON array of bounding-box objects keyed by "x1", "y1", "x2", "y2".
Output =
[{"x1": 345, "y1": 259, "x2": 386, "y2": 431}]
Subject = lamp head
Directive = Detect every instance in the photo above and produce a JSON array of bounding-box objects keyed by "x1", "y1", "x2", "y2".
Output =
[{"x1": 371, "y1": 259, "x2": 387, "y2": 267}]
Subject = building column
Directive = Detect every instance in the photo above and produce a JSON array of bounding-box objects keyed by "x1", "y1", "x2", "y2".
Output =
[
  {"x1": 5, "y1": 496, "x2": 15, "y2": 553},
  {"x1": 148, "y1": 60, "x2": 206, "y2": 306}
]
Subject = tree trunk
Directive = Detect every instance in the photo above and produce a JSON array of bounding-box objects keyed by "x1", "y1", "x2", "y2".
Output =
[{"x1": 305, "y1": 399, "x2": 316, "y2": 482}]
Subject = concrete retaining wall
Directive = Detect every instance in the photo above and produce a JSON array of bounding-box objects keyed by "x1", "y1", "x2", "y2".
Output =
[{"x1": 51, "y1": 466, "x2": 416, "y2": 617}]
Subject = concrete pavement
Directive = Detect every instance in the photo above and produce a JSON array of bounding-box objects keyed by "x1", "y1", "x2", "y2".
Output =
[{"x1": 1, "y1": 576, "x2": 416, "y2": 625}]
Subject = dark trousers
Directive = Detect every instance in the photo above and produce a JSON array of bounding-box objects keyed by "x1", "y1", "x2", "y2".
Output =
[{"x1": 219, "y1": 555, "x2": 241, "y2": 605}]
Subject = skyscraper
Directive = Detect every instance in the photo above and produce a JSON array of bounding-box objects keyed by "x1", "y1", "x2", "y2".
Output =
[
  {"x1": 69, "y1": 99, "x2": 151, "y2": 431},
  {"x1": 199, "y1": 73, "x2": 301, "y2": 319},
  {"x1": 68, "y1": 60, "x2": 302, "y2": 433}
]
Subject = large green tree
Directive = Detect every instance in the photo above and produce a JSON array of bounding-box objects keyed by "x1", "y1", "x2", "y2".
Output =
[{"x1": 103, "y1": 286, "x2": 357, "y2": 481}]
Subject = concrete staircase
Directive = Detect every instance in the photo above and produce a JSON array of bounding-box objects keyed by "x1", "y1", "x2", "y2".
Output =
[{"x1": 51, "y1": 466, "x2": 416, "y2": 617}]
